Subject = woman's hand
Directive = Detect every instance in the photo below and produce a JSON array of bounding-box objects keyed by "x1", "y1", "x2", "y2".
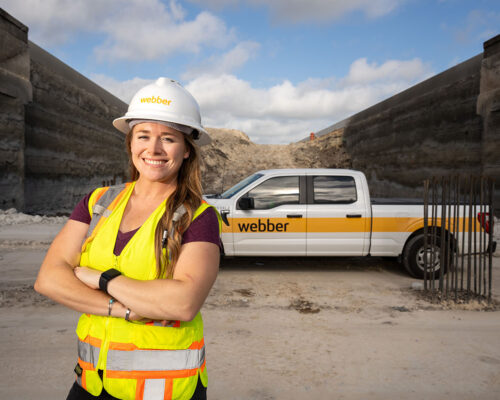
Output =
[
  {"x1": 105, "y1": 241, "x2": 220, "y2": 321},
  {"x1": 127, "y1": 309, "x2": 148, "y2": 322},
  {"x1": 74, "y1": 266, "x2": 101, "y2": 290},
  {"x1": 72, "y1": 268, "x2": 163, "y2": 323}
]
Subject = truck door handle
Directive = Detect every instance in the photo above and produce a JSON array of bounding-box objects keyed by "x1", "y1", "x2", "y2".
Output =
[
  {"x1": 287, "y1": 214, "x2": 303, "y2": 218},
  {"x1": 346, "y1": 214, "x2": 362, "y2": 218}
]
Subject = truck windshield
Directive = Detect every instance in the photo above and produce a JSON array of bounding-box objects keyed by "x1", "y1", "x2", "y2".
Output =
[{"x1": 220, "y1": 173, "x2": 263, "y2": 199}]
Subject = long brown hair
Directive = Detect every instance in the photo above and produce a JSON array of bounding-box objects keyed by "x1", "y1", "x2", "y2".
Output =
[{"x1": 126, "y1": 128, "x2": 203, "y2": 278}]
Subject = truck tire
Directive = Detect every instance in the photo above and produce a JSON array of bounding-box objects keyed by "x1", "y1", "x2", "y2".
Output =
[{"x1": 402, "y1": 234, "x2": 449, "y2": 279}]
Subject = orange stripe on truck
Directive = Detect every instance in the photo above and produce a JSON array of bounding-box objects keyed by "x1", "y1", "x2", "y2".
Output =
[
  {"x1": 225, "y1": 217, "x2": 483, "y2": 233},
  {"x1": 307, "y1": 218, "x2": 367, "y2": 233},
  {"x1": 372, "y1": 217, "x2": 421, "y2": 232}
]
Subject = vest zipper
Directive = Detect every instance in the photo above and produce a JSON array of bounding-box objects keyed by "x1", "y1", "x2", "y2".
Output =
[{"x1": 97, "y1": 316, "x2": 112, "y2": 375}]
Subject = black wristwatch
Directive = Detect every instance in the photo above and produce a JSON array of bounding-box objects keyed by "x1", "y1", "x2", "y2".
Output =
[{"x1": 99, "y1": 268, "x2": 121, "y2": 294}]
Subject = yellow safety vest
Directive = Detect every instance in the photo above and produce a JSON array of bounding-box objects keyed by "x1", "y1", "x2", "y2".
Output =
[{"x1": 75, "y1": 181, "x2": 220, "y2": 400}]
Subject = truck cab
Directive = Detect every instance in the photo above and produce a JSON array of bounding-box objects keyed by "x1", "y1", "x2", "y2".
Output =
[{"x1": 206, "y1": 169, "x2": 372, "y2": 257}]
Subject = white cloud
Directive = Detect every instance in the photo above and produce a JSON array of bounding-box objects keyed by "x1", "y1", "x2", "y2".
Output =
[
  {"x1": 255, "y1": 0, "x2": 403, "y2": 23},
  {"x1": 341, "y1": 58, "x2": 432, "y2": 86},
  {"x1": 93, "y1": 57, "x2": 432, "y2": 144},
  {"x1": 94, "y1": 8, "x2": 233, "y2": 62},
  {"x1": 182, "y1": 41, "x2": 260, "y2": 80},
  {"x1": 90, "y1": 75, "x2": 154, "y2": 103},
  {"x1": 2, "y1": 0, "x2": 114, "y2": 45},
  {"x1": 169, "y1": 0, "x2": 187, "y2": 20},
  {"x1": 185, "y1": 57, "x2": 432, "y2": 143},
  {"x1": 188, "y1": 0, "x2": 404, "y2": 23},
  {"x1": 453, "y1": 10, "x2": 500, "y2": 44},
  {"x1": 2, "y1": 0, "x2": 234, "y2": 61}
]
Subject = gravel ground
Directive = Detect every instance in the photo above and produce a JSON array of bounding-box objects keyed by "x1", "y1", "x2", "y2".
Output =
[{"x1": 1, "y1": 219, "x2": 500, "y2": 399}]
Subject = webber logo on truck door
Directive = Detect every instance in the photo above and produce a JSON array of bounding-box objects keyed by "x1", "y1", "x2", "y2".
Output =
[{"x1": 238, "y1": 218, "x2": 290, "y2": 232}]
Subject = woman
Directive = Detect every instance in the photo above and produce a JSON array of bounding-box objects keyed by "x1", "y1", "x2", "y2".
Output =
[{"x1": 35, "y1": 78, "x2": 221, "y2": 400}]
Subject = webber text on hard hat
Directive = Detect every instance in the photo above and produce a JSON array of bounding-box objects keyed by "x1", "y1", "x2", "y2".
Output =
[{"x1": 140, "y1": 96, "x2": 172, "y2": 105}]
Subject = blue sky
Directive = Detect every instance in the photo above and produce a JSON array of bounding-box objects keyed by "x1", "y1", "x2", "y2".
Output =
[{"x1": 2, "y1": 0, "x2": 499, "y2": 143}]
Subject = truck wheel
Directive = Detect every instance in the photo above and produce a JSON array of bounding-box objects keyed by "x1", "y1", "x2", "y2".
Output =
[{"x1": 403, "y1": 234, "x2": 449, "y2": 279}]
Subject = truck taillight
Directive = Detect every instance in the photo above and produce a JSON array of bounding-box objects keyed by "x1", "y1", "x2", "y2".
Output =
[{"x1": 477, "y1": 212, "x2": 490, "y2": 234}]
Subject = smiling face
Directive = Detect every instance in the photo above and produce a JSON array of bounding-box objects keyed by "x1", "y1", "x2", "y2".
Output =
[{"x1": 129, "y1": 122, "x2": 190, "y2": 184}]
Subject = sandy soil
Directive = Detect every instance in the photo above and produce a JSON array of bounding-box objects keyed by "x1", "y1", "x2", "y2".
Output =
[{"x1": 1, "y1": 217, "x2": 500, "y2": 399}]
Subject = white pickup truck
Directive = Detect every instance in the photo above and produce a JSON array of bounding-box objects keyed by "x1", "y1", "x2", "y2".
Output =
[{"x1": 205, "y1": 168, "x2": 494, "y2": 278}]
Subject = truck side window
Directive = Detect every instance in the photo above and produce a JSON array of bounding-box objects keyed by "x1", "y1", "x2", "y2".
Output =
[
  {"x1": 313, "y1": 176, "x2": 357, "y2": 204},
  {"x1": 247, "y1": 176, "x2": 300, "y2": 209}
]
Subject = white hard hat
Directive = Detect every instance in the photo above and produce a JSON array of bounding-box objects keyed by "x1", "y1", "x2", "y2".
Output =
[{"x1": 113, "y1": 77, "x2": 211, "y2": 146}]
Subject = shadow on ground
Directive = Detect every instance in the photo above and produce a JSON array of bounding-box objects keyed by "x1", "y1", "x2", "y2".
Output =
[{"x1": 220, "y1": 255, "x2": 406, "y2": 276}]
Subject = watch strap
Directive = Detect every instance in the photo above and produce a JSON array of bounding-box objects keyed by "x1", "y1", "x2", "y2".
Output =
[{"x1": 99, "y1": 268, "x2": 121, "y2": 294}]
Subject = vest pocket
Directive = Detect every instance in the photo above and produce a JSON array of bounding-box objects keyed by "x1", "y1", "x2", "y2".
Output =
[
  {"x1": 76, "y1": 315, "x2": 101, "y2": 371},
  {"x1": 75, "y1": 314, "x2": 105, "y2": 396}
]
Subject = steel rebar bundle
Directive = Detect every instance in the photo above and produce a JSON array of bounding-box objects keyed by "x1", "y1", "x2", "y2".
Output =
[{"x1": 423, "y1": 175, "x2": 495, "y2": 302}]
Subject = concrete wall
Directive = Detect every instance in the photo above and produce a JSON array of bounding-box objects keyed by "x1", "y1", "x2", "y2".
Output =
[
  {"x1": 0, "y1": 9, "x2": 31, "y2": 210},
  {"x1": 478, "y1": 36, "x2": 500, "y2": 209},
  {"x1": 0, "y1": 8, "x2": 128, "y2": 215},
  {"x1": 343, "y1": 54, "x2": 484, "y2": 199},
  {"x1": 25, "y1": 43, "x2": 128, "y2": 214}
]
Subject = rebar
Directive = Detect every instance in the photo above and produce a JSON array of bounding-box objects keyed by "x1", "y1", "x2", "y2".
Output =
[
  {"x1": 482, "y1": 177, "x2": 487, "y2": 297},
  {"x1": 443, "y1": 177, "x2": 453, "y2": 299},
  {"x1": 454, "y1": 176, "x2": 459, "y2": 302},
  {"x1": 488, "y1": 180, "x2": 494, "y2": 302},
  {"x1": 474, "y1": 177, "x2": 484, "y2": 295},
  {"x1": 473, "y1": 178, "x2": 477, "y2": 294},
  {"x1": 467, "y1": 177, "x2": 473, "y2": 298},
  {"x1": 460, "y1": 176, "x2": 466, "y2": 291},
  {"x1": 431, "y1": 177, "x2": 437, "y2": 291},
  {"x1": 440, "y1": 177, "x2": 446, "y2": 291},
  {"x1": 423, "y1": 179, "x2": 429, "y2": 290},
  {"x1": 422, "y1": 175, "x2": 494, "y2": 303}
]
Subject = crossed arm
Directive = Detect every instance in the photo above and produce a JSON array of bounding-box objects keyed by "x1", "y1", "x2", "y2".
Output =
[{"x1": 34, "y1": 219, "x2": 220, "y2": 322}]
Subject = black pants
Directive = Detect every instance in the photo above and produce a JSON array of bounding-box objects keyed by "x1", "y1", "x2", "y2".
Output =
[{"x1": 66, "y1": 374, "x2": 207, "y2": 400}]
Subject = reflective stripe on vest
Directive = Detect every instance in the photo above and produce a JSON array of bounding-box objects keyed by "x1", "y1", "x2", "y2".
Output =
[
  {"x1": 142, "y1": 379, "x2": 173, "y2": 399},
  {"x1": 78, "y1": 339, "x2": 100, "y2": 370},
  {"x1": 81, "y1": 183, "x2": 132, "y2": 253},
  {"x1": 106, "y1": 345, "x2": 205, "y2": 372},
  {"x1": 78, "y1": 336, "x2": 205, "y2": 374},
  {"x1": 86, "y1": 183, "x2": 127, "y2": 239}
]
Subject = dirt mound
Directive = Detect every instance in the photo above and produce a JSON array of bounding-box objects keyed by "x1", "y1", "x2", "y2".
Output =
[{"x1": 200, "y1": 128, "x2": 351, "y2": 194}]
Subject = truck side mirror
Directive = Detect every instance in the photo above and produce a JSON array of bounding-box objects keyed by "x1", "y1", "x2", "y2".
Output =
[{"x1": 237, "y1": 196, "x2": 254, "y2": 210}]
